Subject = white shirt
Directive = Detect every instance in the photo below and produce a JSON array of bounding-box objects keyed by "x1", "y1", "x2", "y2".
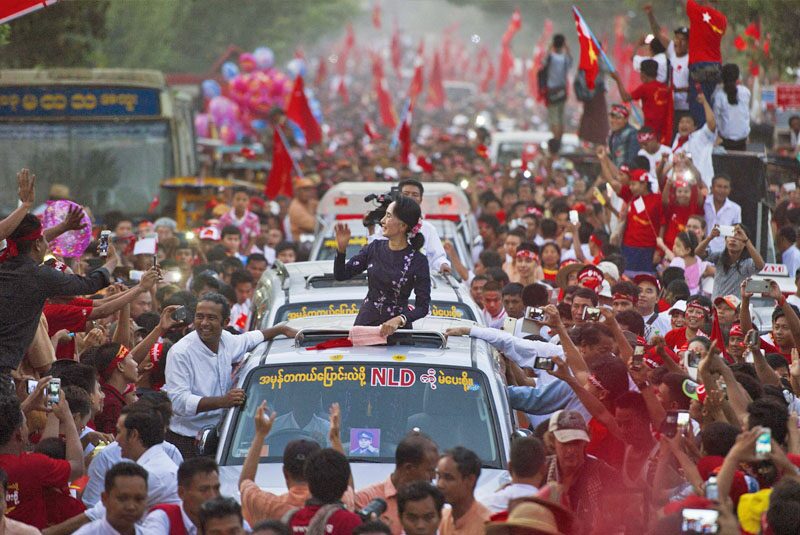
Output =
[
  {"x1": 644, "y1": 311, "x2": 672, "y2": 342},
  {"x1": 370, "y1": 218, "x2": 450, "y2": 272},
  {"x1": 165, "y1": 329, "x2": 265, "y2": 437},
  {"x1": 633, "y1": 52, "x2": 668, "y2": 83},
  {"x1": 142, "y1": 503, "x2": 196, "y2": 535},
  {"x1": 229, "y1": 300, "x2": 252, "y2": 333},
  {"x1": 468, "y1": 326, "x2": 564, "y2": 369},
  {"x1": 638, "y1": 145, "x2": 672, "y2": 190},
  {"x1": 74, "y1": 518, "x2": 145, "y2": 535},
  {"x1": 672, "y1": 123, "x2": 716, "y2": 188},
  {"x1": 85, "y1": 445, "x2": 180, "y2": 522},
  {"x1": 482, "y1": 308, "x2": 507, "y2": 329},
  {"x1": 712, "y1": 85, "x2": 751, "y2": 141},
  {"x1": 83, "y1": 441, "x2": 184, "y2": 507},
  {"x1": 483, "y1": 483, "x2": 539, "y2": 513},
  {"x1": 703, "y1": 197, "x2": 742, "y2": 253},
  {"x1": 783, "y1": 246, "x2": 800, "y2": 279},
  {"x1": 666, "y1": 42, "x2": 690, "y2": 110}
]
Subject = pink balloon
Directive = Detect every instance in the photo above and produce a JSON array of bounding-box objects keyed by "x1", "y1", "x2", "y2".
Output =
[
  {"x1": 194, "y1": 113, "x2": 210, "y2": 137},
  {"x1": 239, "y1": 53, "x2": 256, "y2": 73},
  {"x1": 220, "y1": 125, "x2": 236, "y2": 144}
]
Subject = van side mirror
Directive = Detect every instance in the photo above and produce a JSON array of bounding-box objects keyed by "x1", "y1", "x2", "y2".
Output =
[{"x1": 197, "y1": 426, "x2": 219, "y2": 457}]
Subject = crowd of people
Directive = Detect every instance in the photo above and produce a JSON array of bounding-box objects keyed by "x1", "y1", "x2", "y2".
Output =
[{"x1": 1, "y1": 0, "x2": 800, "y2": 533}]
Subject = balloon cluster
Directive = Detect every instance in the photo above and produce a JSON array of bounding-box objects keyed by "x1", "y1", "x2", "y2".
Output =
[{"x1": 195, "y1": 46, "x2": 301, "y2": 144}]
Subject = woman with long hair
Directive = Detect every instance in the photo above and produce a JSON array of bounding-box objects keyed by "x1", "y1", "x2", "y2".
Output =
[
  {"x1": 334, "y1": 195, "x2": 431, "y2": 336},
  {"x1": 696, "y1": 223, "x2": 764, "y2": 300},
  {"x1": 712, "y1": 63, "x2": 751, "y2": 151}
]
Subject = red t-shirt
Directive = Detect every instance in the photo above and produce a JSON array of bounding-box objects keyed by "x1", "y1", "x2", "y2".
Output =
[
  {"x1": 95, "y1": 383, "x2": 126, "y2": 435},
  {"x1": 620, "y1": 187, "x2": 662, "y2": 248},
  {"x1": 587, "y1": 418, "x2": 626, "y2": 470},
  {"x1": 45, "y1": 487, "x2": 86, "y2": 526},
  {"x1": 665, "y1": 327, "x2": 708, "y2": 352},
  {"x1": 288, "y1": 505, "x2": 362, "y2": 533},
  {"x1": 630, "y1": 81, "x2": 672, "y2": 142},
  {"x1": 760, "y1": 338, "x2": 792, "y2": 364},
  {"x1": 686, "y1": 0, "x2": 727, "y2": 64},
  {"x1": 43, "y1": 300, "x2": 93, "y2": 359},
  {"x1": 662, "y1": 190, "x2": 704, "y2": 249},
  {"x1": 0, "y1": 452, "x2": 71, "y2": 529}
]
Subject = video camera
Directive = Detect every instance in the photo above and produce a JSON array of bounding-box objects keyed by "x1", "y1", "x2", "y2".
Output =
[{"x1": 363, "y1": 186, "x2": 399, "y2": 228}]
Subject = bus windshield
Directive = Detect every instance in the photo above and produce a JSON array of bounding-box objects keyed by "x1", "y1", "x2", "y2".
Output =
[{"x1": 225, "y1": 363, "x2": 501, "y2": 467}]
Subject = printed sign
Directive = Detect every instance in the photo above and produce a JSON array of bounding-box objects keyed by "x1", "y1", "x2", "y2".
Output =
[
  {"x1": 259, "y1": 366, "x2": 367, "y2": 389},
  {"x1": 370, "y1": 367, "x2": 416, "y2": 387},
  {"x1": 776, "y1": 84, "x2": 800, "y2": 109},
  {"x1": 633, "y1": 197, "x2": 646, "y2": 214},
  {"x1": 0, "y1": 86, "x2": 162, "y2": 118},
  {"x1": 323, "y1": 236, "x2": 368, "y2": 248},
  {"x1": 285, "y1": 303, "x2": 360, "y2": 320}
]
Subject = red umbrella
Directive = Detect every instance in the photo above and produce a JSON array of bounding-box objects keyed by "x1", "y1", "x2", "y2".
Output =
[{"x1": 0, "y1": 0, "x2": 59, "y2": 25}]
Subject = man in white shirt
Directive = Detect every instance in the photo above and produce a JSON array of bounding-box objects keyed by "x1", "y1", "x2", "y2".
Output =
[
  {"x1": 778, "y1": 226, "x2": 800, "y2": 280},
  {"x1": 482, "y1": 436, "x2": 546, "y2": 513},
  {"x1": 62, "y1": 410, "x2": 181, "y2": 533},
  {"x1": 74, "y1": 463, "x2": 149, "y2": 535},
  {"x1": 671, "y1": 91, "x2": 717, "y2": 188},
  {"x1": 703, "y1": 174, "x2": 742, "y2": 253},
  {"x1": 82, "y1": 394, "x2": 183, "y2": 508},
  {"x1": 164, "y1": 293, "x2": 295, "y2": 459},
  {"x1": 369, "y1": 179, "x2": 451, "y2": 273},
  {"x1": 142, "y1": 457, "x2": 222, "y2": 535}
]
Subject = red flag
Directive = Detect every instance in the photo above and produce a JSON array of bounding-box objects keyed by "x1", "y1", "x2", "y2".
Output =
[
  {"x1": 345, "y1": 24, "x2": 355, "y2": 50},
  {"x1": 497, "y1": 45, "x2": 514, "y2": 91},
  {"x1": 337, "y1": 77, "x2": 350, "y2": 105},
  {"x1": 390, "y1": 26, "x2": 402, "y2": 76},
  {"x1": 285, "y1": 76, "x2": 322, "y2": 146},
  {"x1": 399, "y1": 106, "x2": 412, "y2": 166},
  {"x1": 0, "y1": 0, "x2": 58, "y2": 24},
  {"x1": 408, "y1": 56, "x2": 424, "y2": 105},
  {"x1": 265, "y1": 127, "x2": 294, "y2": 199},
  {"x1": 315, "y1": 57, "x2": 327, "y2": 87},
  {"x1": 147, "y1": 196, "x2": 160, "y2": 214},
  {"x1": 376, "y1": 78, "x2": 398, "y2": 129},
  {"x1": 744, "y1": 20, "x2": 761, "y2": 40},
  {"x1": 364, "y1": 120, "x2": 381, "y2": 141},
  {"x1": 480, "y1": 61, "x2": 494, "y2": 94},
  {"x1": 573, "y1": 8, "x2": 601, "y2": 90},
  {"x1": 763, "y1": 34, "x2": 771, "y2": 56},
  {"x1": 475, "y1": 47, "x2": 489, "y2": 75},
  {"x1": 427, "y1": 53, "x2": 446, "y2": 109},
  {"x1": 503, "y1": 9, "x2": 522, "y2": 42},
  {"x1": 733, "y1": 35, "x2": 747, "y2": 51},
  {"x1": 709, "y1": 309, "x2": 729, "y2": 361},
  {"x1": 372, "y1": 3, "x2": 381, "y2": 29}
]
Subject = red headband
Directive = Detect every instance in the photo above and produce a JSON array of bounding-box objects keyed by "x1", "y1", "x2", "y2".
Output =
[
  {"x1": 149, "y1": 343, "x2": 164, "y2": 365},
  {"x1": 103, "y1": 345, "x2": 130, "y2": 379},
  {"x1": 516, "y1": 249, "x2": 539, "y2": 262},
  {"x1": 0, "y1": 227, "x2": 43, "y2": 263},
  {"x1": 637, "y1": 131, "x2": 656, "y2": 143},
  {"x1": 613, "y1": 293, "x2": 635, "y2": 303},
  {"x1": 687, "y1": 302, "x2": 711, "y2": 316},
  {"x1": 589, "y1": 235, "x2": 603, "y2": 248}
]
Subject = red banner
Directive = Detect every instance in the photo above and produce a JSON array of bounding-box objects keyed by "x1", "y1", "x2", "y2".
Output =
[
  {"x1": 776, "y1": 84, "x2": 800, "y2": 109},
  {"x1": 0, "y1": 0, "x2": 58, "y2": 24}
]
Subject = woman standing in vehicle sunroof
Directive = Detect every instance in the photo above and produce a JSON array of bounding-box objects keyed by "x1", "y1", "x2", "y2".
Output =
[{"x1": 334, "y1": 195, "x2": 431, "y2": 337}]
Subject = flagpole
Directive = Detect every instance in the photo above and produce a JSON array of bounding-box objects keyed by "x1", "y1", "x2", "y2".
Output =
[
  {"x1": 390, "y1": 98, "x2": 411, "y2": 150},
  {"x1": 572, "y1": 5, "x2": 643, "y2": 125},
  {"x1": 274, "y1": 123, "x2": 305, "y2": 179}
]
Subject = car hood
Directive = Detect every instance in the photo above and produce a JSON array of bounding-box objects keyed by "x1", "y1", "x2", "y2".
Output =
[{"x1": 219, "y1": 463, "x2": 511, "y2": 502}]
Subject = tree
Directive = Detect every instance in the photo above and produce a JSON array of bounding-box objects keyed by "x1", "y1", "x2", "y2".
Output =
[{"x1": 0, "y1": 1, "x2": 109, "y2": 68}]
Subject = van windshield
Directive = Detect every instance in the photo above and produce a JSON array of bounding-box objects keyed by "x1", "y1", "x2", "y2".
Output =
[
  {"x1": 274, "y1": 300, "x2": 476, "y2": 323},
  {"x1": 225, "y1": 363, "x2": 501, "y2": 467}
]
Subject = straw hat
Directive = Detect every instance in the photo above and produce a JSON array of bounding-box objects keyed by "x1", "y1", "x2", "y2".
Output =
[{"x1": 485, "y1": 501, "x2": 565, "y2": 535}]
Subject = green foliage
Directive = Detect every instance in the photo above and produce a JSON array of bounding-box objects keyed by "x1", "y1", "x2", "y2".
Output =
[
  {"x1": 0, "y1": 1, "x2": 109, "y2": 68},
  {"x1": 100, "y1": 0, "x2": 360, "y2": 72}
]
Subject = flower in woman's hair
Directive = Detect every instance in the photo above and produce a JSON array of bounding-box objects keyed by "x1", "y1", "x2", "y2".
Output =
[{"x1": 409, "y1": 221, "x2": 423, "y2": 238}]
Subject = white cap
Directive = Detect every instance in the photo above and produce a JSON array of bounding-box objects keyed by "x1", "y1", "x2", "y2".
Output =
[
  {"x1": 383, "y1": 167, "x2": 399, "y2": 180},
  {"x1": 668, "y1": 300, "x2": 687, "y2": 315},
  {"x1": 597, "y1": 261, "x2": 620, "y2": 281},
  {"x1": 599, "y1": 280, "x2": 612, "y2": 298}
]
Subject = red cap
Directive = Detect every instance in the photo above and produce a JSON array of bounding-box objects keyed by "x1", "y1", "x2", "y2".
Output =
[
  {"x1": 610, "y1": 103, "x2": 630, "y2": 118},
  {"x1": 629, "y1": 168, "x2": 652, "y2": 183},
  {"x1": 634, "y1": 273, "x2": 662, "y2": 292},
  {"x1": 578, "y1": 265, "x2": 604, "y2": 291}
]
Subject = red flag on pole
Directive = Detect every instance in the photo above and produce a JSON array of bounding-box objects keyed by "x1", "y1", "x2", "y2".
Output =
[
  {"x1": 408, "y1": 56, "x2": 424, "y2": 105},
  {"x1": 315, "y1": 58, "x2": 327, "y2": 87},
  {"x1": 372, "y1": 3, "x2": 382, "y2": 29},
  {"x1": 377, "y1": 78, "x2": 398, "y2": 129},
  {"x1": 364, "y1": 120, "x2": 381, "y2": 141},
  {"x1": 427, "y1": 53, "x2": 446, "y2": 109},
  {"x1": 390, "y1": 26, "x2": 402, "y2": 76},
  {"x1": 0, "y1": 0, "x2": 58, "y2": 24},
  {"x1": 399, "y1": 106, "x2": 413, "y2": 166},
  {"x1": 497, "y1": 9, "x2": 522, "y2": 91},
  {"x1": 337, "y1": 77, "x2": 350, "y2": 105},
  {"x1": 480, "y1": 61, "x2": 495, "y2": 94},
  {"x1": 265, "y1": 127, "x2": 294, "y2": 199},
  {"x1": 573, "y1": 9, "x2": 601, "y2": 90},
  {"x1": 285, "y1": 76, "x2": 322, "y2": 146}
]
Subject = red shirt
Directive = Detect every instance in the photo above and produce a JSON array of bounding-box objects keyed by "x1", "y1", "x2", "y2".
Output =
[
  {"x1": 43, "y1": 299, "x2": 93, "y2": 359},
  {"x1": 95, "y1": 382, "x2": 126, "y2": 435},
  {"x1": 45, "y1": 487, "x2": 86, "y2": 526},
  {"x1": 630, "y1": 81, "x2": 672, "y2": 142},
  {"x1": 665, "y1": 327, "x2": 708, "y2": 352},
  {"x1": 662, "y1": 192, "x2": 704, "y2": 249},
  {"x1": 288, "y1": 505, "x2": 362, "y2": 533},
  {"x1": 686, "y1": 0, "x2": 727, "y2": 64},
  {"x1": 587, "y1": 418, "x2": 626, "y2": 470},
  {"x1": 0, "y1": 452, "x2": 71, "y2": 529},
  {"x1": 620, "y1": 187, "x2": 662, "y2": 248}
]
